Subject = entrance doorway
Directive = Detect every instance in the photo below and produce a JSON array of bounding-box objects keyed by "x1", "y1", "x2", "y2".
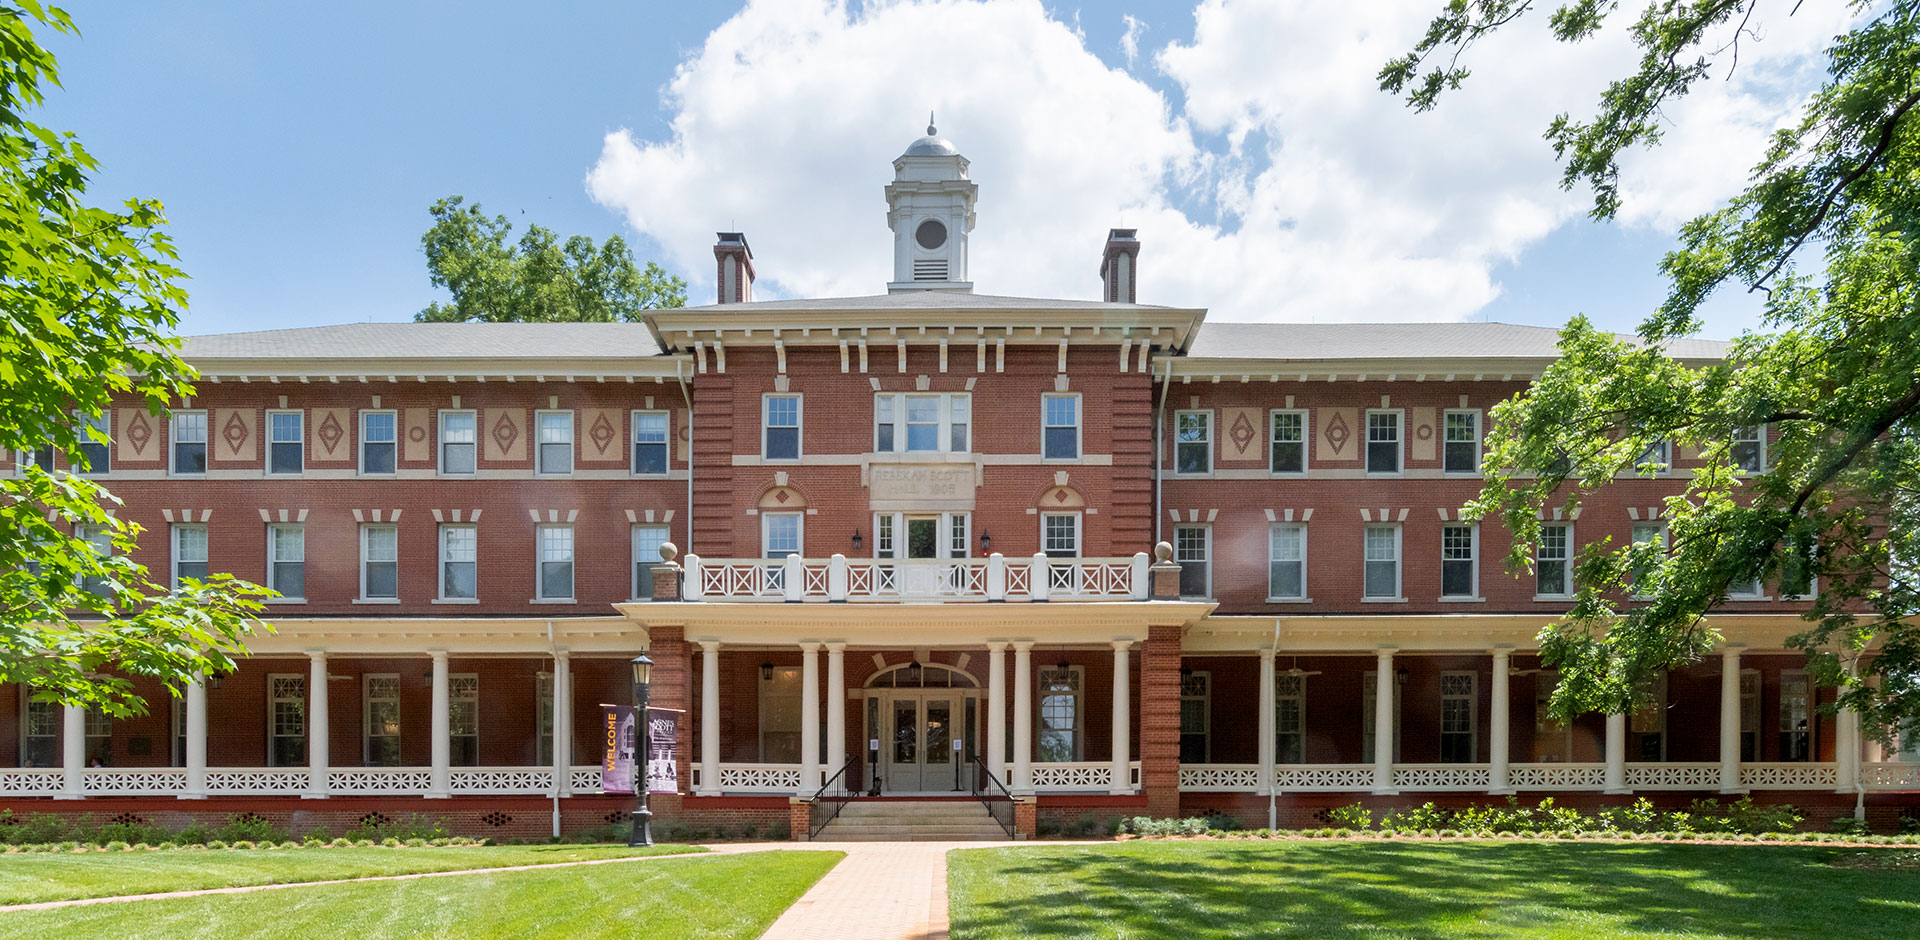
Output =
[{"x1": 864, "y1": 663, "x2": 979, "y2": 794}]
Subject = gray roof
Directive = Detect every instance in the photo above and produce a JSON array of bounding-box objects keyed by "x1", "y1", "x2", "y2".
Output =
[
  {"x1": 1184, "y1": 321, "x2": 1730, "y2": 362},
  {"x1": 903, "y1": 134, "x2": 960, "y2": 157},
  {"x1": 177, "y1": 322, "x2": 662, "y2": 361},
  {"x1": 672, "y1": 292, "x2": 1183, "y2": 314}
]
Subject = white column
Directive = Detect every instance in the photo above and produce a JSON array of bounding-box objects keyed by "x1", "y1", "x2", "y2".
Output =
[
  {"x1": 182, "y1": 676, "x2": 208, "y2": 799},
  {"x1": 1489, "y1": 648, "x2": 1512, "y2": 794},
  {"x1": 826, "y1": 642, "x2": 847, "y2": 789},
  {"x1": 986, "y1": 642, "x2": 1007, "y2": 780},
  {"x1": 306, "y1": 651, "x2": 329, "y2": 798},
  {"x1": 59, "y1": 703, "x2": 85, "y2": 799},
  {"x1": 428, "y1": 650, "x2": 451, "y2": 798},
  {"x1": 553, "y1": 650, "x2": 572, "y2": 797},
  {"x1": 698, "y1": 640, "x2": 720, "y2": 795},
  {"x1": 1110, "y1": 640, "x2": 1132, "y2": 795},
  {"x1": 799, "y1": 642, "x2": 821, "y2": 794},
  {"x1": 1836, "y1": 658, "x2": 1861, "y2": 794},
  {"x1": 1372, "y1": 648, "x2": 1396, "y2": 794},
  {"x1": 1604, "y1": 711, "x2": 1629, "y2": 793},
  {"x1": 1012, "y1": 641, "x2": 1034, "y2": 793},
  {"x1": 1720, "y1": 646, "x2": 1745, "y2": 793},
  {"x1": 1257, "y1": 648, "x2": 1276, "y2": 796}
]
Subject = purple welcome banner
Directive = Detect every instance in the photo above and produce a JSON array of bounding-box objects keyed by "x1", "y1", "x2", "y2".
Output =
[{"x1": 600, "y1": 704, "x2": 636, "y2": 795}]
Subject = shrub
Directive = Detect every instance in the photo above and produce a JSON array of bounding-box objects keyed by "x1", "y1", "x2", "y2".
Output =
[
  {"x1": 1831, "y1": 817, "x2": 1870, "y2": 837},
  {"x1": 1379, "y1": 803, "x2": 1450, "y2": 833},
  {"x1": 1324, "y1": 804, "x2": 1374, "y2": 831},
  {"x1": 173, "y1": 823, "x2": 213, "y2": 846},
  {"x1": 104, "y1": 840, "x2": 129, "y2": 851},
  {"x1": 765, "y1": 821, "x2": 790, "y2": 841},
  {"x1": 330, "y1": 838, "x2": 352, "y2": 848},
  {"x1": 212, "y1": 814, "x2": 290, "y2": 845},
  {"x1": 345, "y1": 814, "x2": 449, "y2": 843},
  {"x1": 205, "y1": 840, "x2": 228, "y2": 850},
  {"x1": 380, "y1": 838, "x2": 401, "y2": 848}
]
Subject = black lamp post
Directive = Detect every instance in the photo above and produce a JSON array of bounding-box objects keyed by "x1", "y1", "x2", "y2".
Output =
[{"x1": 629, "y1": 653, "x2": 655, "y2": 847}]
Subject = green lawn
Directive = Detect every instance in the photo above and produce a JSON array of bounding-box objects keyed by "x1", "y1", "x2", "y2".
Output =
[
  {"x1": 0, "y1": 843, "x2": 699, "y2": 905},
  {"x1": 948, "y1": 840, "x2": 1920, "y2": 939},
  {"x1": 0, "y1": 850, "x2": 840, "y2": 939}
]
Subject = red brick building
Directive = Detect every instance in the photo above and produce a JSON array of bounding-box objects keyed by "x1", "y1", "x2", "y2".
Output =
[{"x1": 4, "y1": 126, "x2": 1913, "y2": 839}]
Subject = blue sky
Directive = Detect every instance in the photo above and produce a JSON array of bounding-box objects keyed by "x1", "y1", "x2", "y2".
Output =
[{"x1": 44, "y1": 1, "x2": 1822, "y2": 340}]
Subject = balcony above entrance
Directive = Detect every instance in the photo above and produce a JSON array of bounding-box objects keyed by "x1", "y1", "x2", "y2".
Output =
[{"x1": 680, "y1": 552, "x2": 1149, "y2": 603}]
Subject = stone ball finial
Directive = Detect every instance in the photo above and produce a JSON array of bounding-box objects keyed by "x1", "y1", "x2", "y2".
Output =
[
  {"x1": 1154, "y1": 540, "x2": 1173, "y2": 563},
  {"x1": 927, "y1": 110, "x2": 937, "y2": 136},
  {"x1": 658, "y1": 542, "x2": 679, "y2": 565}
]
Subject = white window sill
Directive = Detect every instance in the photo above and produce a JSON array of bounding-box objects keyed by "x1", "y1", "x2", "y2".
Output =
[
  {"x1": 264, "y1": 472, "x2": 304, "y2": 479},
  {"x1": 437, "y1": 472, "x2": 477, "y2": 479},
  {"x1": 431, "y1": 598, "x2": 479, "y2": 605},
  {"x1": 352, "y1": 597, "x2": 401, "y2": 605},
  {"x1": 1726, "y1": 596, "x2": 1772, "y2": 603},
  {"x1": 529, "y1": 597, "x2": 578, "y2": 605},
  {"x1": 630, "y1": 472, "x2": 670, "y2": 479},
  {"x1": 1532, "y1": 594, "x2": 1573, "y2": 602},
  {"x1": 262, "y1": 597, "x2": 307, "y2": 605},
  {"x1": 357, "y1": 473, "x2": 397, "y2": 478},
  {"x1": 1173, "y1": 472, "x2": 1214, "y2": 478},
  {"x1": 1268, "y1": 471, "x2": 1308, "y2": 478},
  {"x1": 1438, "y1": 596, "x2": 1486, "y2": 603},
  {"x1": 1442, "y1": 471, "x2": 1482, "y2": 478},
  {"x1": 535, "y1": 472, "x2": 574, "y2": 479},
  {"x1": 1365, "y1": 471, "x2": 1404, "y2": 478},
  {"x1": 1361, "y1": 596, "x2": 1408, "y2": 604},
  {"x1": 1267, "y1": 596, "x2": 1314, "y2": 604}
]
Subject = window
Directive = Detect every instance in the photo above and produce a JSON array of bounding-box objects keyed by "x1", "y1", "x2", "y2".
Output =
[
  {"x1": 360, "y1": 411, "x2": 395, "y2": 474},
  {"x1": 449, "y1": 674, "x2": 479, "y2": 766},
  {"x1": 759, "y1": 665, "x2": 801, "y2": 762},
  {"x1": 17, "y1": 443, "x2": 53, "y2": 473},
  {"x1": 1041, "y1": 513, "x2": 1079, "y2": 558},
  {"x1": 764, "y1": 394, "x2": 801, "y2": 460},
  {"x1": 1443, "y1": 410, "x2": 1479, "y2": 474},
  {"x1": 1361, "y1": 672, "x2": 1400, "y2": 763},
  {"x1": 171, "y1": 524, "x2": 208, "y2": 589},
  {"x1": 1536, "y1": 523, "x2": 1572, "y2": 597},
  {"x1": 1036, "y1": 665, "x2": 1082, "y2": 761},
  {"x1": 1781, "y1": 671, "x2": 1811, "y2": 762},
  {"x1": 172, "y1": 411, "x2": 207, "y2": 474},
  {"x1": 536, "y1": 410, "x2": 573, "y2": 475},
  {"x1": 1179, "y1": 670, "x2": 1210, "y2": 763},
  {"x1": 948, "y1": 512, "x2": 970, "y2": 558},
  {"x1": 1533, "y1": 672, "x2": 1571, "y2": 762},
  {"x1": 439, "y1": 524, "x2": 476, "y2": 600},
  {"x1": 1268, "y1": 524, "x2": 1307, "y2": 600},
  {"x1": 85, "y1": 708, "x2": 110, "y2": 765},
  {"x1": 1630, "y1": 672, "x2": 1667, "y2": 760},
  {"x1": 1175, "y1": 525, "x2": 1210, "y2": 598},
  {"x1": 1440, "y1": 672, "x2": 1477, "y2": 763},
  {"x1": 1740, "y1": 670, "x2": 1761, "y2": 762},
  {"x1": 440, "y1": 410, "x2": 476, "y2": 475},
  {"x1": 266, "y1": 410, "x2": 303, "y2": 474},
  {"x1": 1781, "y1": 536, "x2": 1818, "y2": 599},
  {"x1": 1363, "y1": 525, "x2": 1400, "y2": 599},
  {"x1": 364, "y1": 674, "x2": 401, "y2": 766},
  {"x1": 1728, "y1": 573, "x2": 1765, "y2": 600},
  {"x1": 360, "y1": 524, "x2": 399, "y2": 600},
  {"x1": 537, "y1": 525, "x2": 574, "y2": 600},
  {"x1": 73, "y1": 411, "x2": 109, "y2": 473},
  {"x1": 1270, "y1": 410, "x2": 1306, "y2": 474},
  {"x1": 1637, "y1": 439, "x2": 1671, "y2": 476},
  {"x1": 632, "y1": 524, "x2": 669, "y2": 599},
  {"x1": 536, "y1": 673, "x2": 556, "y2": 766},
  {"x1": 1441, "y1": 524, "x2": 1477, "y2": 598},
  {"x1": 631, "y1": 411, "x2": 668, "y2": 475},
  {"x1": 22, "y1": 692, "x2": 56, "y2": 767},
  {"x1": 75, "y1": 523, "x2": 112, "y2": 596},
  {"x1": 1043, "y1": 394, "x2": 1080, "y2": 460},
  {"x1": 1366, "y1": 411, "x2": 1402, "y2": 474},
  {"x1": 269, "y1": 674, "x2": 306, "y2": 767},
  {"x1": 1276, "y1": 672, "x2": 1306, "y2": 764},
  {"x1": 1731, "y1": 426, "x2": 1764, "y2": 473},
  {"x1": 873, "y1": 393, "x2": 971, "y2": 453},
  {"x1": 1630, "y1": 521, "x2": 1668, "y2": 595},
  {"x1": 763, "y1": 513, "x2": 802, "y2": 559},
  {"x1": 268, "y1": 524, "x2": 305, "y2": 599},
  {"x1": 874, "y1": 513, "x2": 895, "y2": 557},
  {"x1": 1174, "y1": 411, "x2": 1211, "y2": 474}
]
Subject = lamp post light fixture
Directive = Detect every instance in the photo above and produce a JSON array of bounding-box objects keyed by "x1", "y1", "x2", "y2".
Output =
[{"x1": 629, "y1": 653, "x2": 655, "y2": 848}]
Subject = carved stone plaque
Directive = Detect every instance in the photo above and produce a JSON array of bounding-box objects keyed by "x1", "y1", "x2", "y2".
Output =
[{"x1": 868, "y1": 463, "x2": 976, "y2": 511}]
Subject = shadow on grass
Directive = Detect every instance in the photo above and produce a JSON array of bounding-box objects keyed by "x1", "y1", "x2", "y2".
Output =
[{"x1": 948, "y1": 841, "x2": 1920, "y2": 940}]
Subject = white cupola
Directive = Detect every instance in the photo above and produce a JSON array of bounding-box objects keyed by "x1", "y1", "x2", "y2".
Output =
[{"x1": 885, "y1": 116, "x2": 977, "y2": 293}]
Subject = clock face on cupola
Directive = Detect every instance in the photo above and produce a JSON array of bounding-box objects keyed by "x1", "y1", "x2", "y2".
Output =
[{"x1": 886, "y1": 115, "x2": 978, "y2": 294}]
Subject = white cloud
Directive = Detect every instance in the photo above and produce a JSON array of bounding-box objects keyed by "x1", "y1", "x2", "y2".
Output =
[
  {"x1": 587, "y1": 0, "x2": 1845, "y2": 322},
  {"x1": 1119, "y1": 13, "x2": 1145, "y2": 68}
]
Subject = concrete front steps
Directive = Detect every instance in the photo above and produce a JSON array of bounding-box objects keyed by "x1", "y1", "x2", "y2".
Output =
[{"x1": 812, "y1": 799, "x2": 1011, "y2": 841}]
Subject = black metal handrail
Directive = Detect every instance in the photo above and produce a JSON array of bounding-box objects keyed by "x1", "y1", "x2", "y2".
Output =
[
  {"x1": 969, "y1": 755, "x2": 1017, "y2": 839},
  {"x1": 806, "y1": 755, "x2": 859, "y2": 840}
]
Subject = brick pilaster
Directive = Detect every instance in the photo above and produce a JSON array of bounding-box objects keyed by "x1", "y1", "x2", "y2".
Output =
[
  {"x1": 1141, "y1": 622, "x2": 1182, "y2": 819},
  {"x1": 648, "y1": 625, "x2": 690, "y2": 820},
  {"x1": 1014, "y1": 798, "x2": 1037, "y2": 840},
  {"x1": 789, "y1": 798, "x2": 812, "y2": 842}
]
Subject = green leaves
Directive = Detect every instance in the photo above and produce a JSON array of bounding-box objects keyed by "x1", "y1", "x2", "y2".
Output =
[{"x1": 414, "y1": 195, "x2": 688, "y2": 323}]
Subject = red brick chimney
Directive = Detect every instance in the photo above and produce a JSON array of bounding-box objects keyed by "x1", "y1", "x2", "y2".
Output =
[
  {"x1": 1100, "y1": 228, "x2": 1139, "y2": 304},
  {"x1": 714, "y1": 232, "x2": 755, "y2": 304}
]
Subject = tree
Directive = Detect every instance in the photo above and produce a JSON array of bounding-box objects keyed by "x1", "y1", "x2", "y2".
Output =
[
  {"x1": 415, "y1": 196, "x2": 687, "y2": 322},
  {"x1": 0, "y1": 4, "x2": 270, "y2": 716},
  {"x1": 1383, "y1": 0, "x2": 1920, "y2": 742}
]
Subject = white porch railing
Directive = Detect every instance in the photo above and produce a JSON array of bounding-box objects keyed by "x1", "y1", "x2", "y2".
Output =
[
  {"x1": 1509, "y1": 763, "x2": 1609, "y2": 790},
  {"x1": 82, "y1": 769, "x2": 189, "y2": 795},
  {"x1": 0, "y1": 769, "x2": 62, "y2": 796},
  {"x1": 1741, "y1": 762, "x2": 1839, "y2": 789},
  {"x1": 206, "y1": 768, "x2": 308, "y2": 795},
  {"x1": 1023, "y1": 761, "x2": 1143, "y2": 792},
  {"x1": 681, "y1": 553, "x2": 1150, "y2": 603},
  {"x1": 1272, "y1": 764, "x2": 1376, "y2": 791},
  {"x1": 1863, "y1": 762, "x2": 1920, "y2": 789},
  {"x1": 1179, "y1": 761, "x2": 1863, "y2": 793},
  {"x1": 688, "y1": 763, "x2": 805, "y2": 793},
  {"x1": 1624, "y1": 762, "x2": 1721, "y2": 790},
  {"x1": 1180, "y1": 764, "x2": 1262, "y2": 791}
]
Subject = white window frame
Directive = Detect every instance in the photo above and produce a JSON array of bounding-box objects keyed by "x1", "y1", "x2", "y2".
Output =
[
  {"x1": 75, "y1": 523, "x2": 112, "y2": 596},
  {"x1": 363, "y1": 674, "x2": 401, "y2": 766},
  {"x1": 1268, "y1": 408, "x2": 1308, "y2": 476},
  {"x1": 758, "y1": 664, "x2": 803, "y2": 763},
  {"x1": 170, "y1": 523, "x2": 208, "y2": 590},
  {"x1": 631, "y1": 523, "x2": 670, "y2": 599},
  {"x1": 871, "y1": 392, "x2": 972, "y2": 454},
  {"x1": 1442, "y1": 409, "x2": 1481, "y2": 475},
  {"x1": 73, "y1": 410, "x2": 110, "y2": 475},
  {"x1": 1042, "y1": 393, "x2": 1081, "y2": 461},
  {"x1": 1636, "y1": 439, "x2": 1672, "y2": 477},
  {"x1": 763, "y1": 393, "x2": 803, "y2": 462},
  {"x1": 449, "y1": 673, "x2": 479, "y2": 767},
  {"x1": 534, "y1": 409, "x2": 574, "y2": 477},
  {"x1": 1439, "y1": 671, "x2": 1478, "y2": 763},
  {"x1": 1267, "y1": 523, "x2": 1308, "y2": 601},
  {"x1": 438, "y1": 523, "x2": 477, "y2": 602},
  {"x1": 438, "y1": 409, "x2": 477, "y2": 476},
  {"x1": 1365, "y1": 409, "x2": 1403, "y2": 475},
  {"x1": 1035, "y1": 664, "x2": 1085, "y2": 762},
  {"x1": 266, "y1": 523, "x2": 305, "y2": 602},
  {"x1": 762, "y1": 512, "x2": 803, "y2": 559},
  {"x1": 1362, "y1": 671, "x2": 1403, "y2": 763},
  {"x1": 265, "y1": 409, "x2": 304, "y2": 476},
  {"x1": 267, "y1": 673, "x2": 306, "y2": 768},
  {"x1": 1440, "y1": 522, "x2": 1479, "y2": 600},
  {"x1": 1629, "y1": 521, "x2": 1668, "y2": 598},
  {"x1": 359, "y1": 523, "x2": 400, "y2": 601},
  {"x1": 21, "y1": 687, "x2": 57, "y2": 768},
  {"x1": 170, "y1": 409, "x2": 207, "y2": 477},
  {"x1": 1535, "y1": 523, "x2": 1573, "y2": 599},
  {"x1": 1040, "y1": 512, "x2": 1081, "y2": 558},
  {"x1": 1275, "y1": 672, "x2": 1307, "y2": 764},
  {"x1": 1173, "y1": 409, "x2": 1212, "y2": 475},
  {"x1": 358, "y1": 409, "x2": 397, "y2": 476},
  {"x1": 631, "y1": 409, "x2": 670, "y2": 477},
  {"x1": 535, "y1": 524, "x2": 575, "y2": 601},
  {"x1": 1731, "y1": 426, "x2": 1766, "y2": 474},
  {"x1": 1781, "y1": 538, "x2": 1820, "y2": 600},
  {"x1": 1174, "y1": 524, "x2": 1211, "y2": 599},
  {"x1": 1780, "y1": 669, "x2": 1812, "y2": 762},
  {"x1": 1362, "y1": 523, "x2": 1403, "y2": 601},
  {"x1": 1179, "y1": 669, "x2": 1211, "y2": 763}
]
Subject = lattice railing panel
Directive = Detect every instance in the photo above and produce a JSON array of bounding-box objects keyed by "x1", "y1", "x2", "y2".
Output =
[
  {"x1": 1741, "y1": 762, "x2": 1837, "y2": 790},
  {"x1": 1029, "y1": 762, "x2": 1114, "y2": 790},
  {"x1": 717, "y1": 764, "x2": 802, "y2": 791},
  {"x1": 1394, "y1": 764, "x2": 1491, "y2": 791},
  {"x1": 1509, "y1": 763, "x2": 1608, "y2": 790},
  {"x1": 327, "y1": 768, "x2": 433, "y2": 794},
  {"x1": 206, "y1": 769, "x2": 309, "y2": 795},
  {"x1": 1004, "y1": 564, "x2": 1032, "y2": 596},
  {"x1": 801, "y1": 564, "x2": 831, "y2": 598},
  {"x1": 82, "y1": 769, "x2": 187, "y2": 794},
  {"x1": 1179, "y1": 765, "x2": 1261, "y2": 791},
  {"x1": 0, "y1": 770, "x2": 62, "y2": 795},
  {"x1": 1273, "y1": 764, "x2": 1375, "y2": 791},
  {"x1": 700, "y1": 563, "x2": 780, "y2": 599},
  {"x1": 1862, "y1": 762, "x2": 1920, "y2": 789},
  {"x1": 1624, "y1": 763, "x2": 1721, "y2": 790},
  {"x1": 570, "y1": 767, "x2": 603, "y2": 793},
  {"x1": 450, "y1": 768, "x2": 554, "y2": 794}
]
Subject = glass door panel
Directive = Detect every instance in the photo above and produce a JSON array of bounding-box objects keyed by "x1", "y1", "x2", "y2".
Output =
[{"x1": 888, "y1": 696, "x2": 921, "y2": 792}]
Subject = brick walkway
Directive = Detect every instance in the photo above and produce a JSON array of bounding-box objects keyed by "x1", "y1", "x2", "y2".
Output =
[{"x1": 712, "y1": 840, "x2": 1021, "y2": 940}]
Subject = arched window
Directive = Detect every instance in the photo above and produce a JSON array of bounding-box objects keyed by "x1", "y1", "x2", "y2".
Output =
[{"x1": 865, "y1": 662, "x2": 977, "y2": 689}]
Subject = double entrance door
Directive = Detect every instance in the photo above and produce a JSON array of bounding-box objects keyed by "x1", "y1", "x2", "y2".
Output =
[{"x1": 870, "y1": 689, "x2": 978, "y2": 793}]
